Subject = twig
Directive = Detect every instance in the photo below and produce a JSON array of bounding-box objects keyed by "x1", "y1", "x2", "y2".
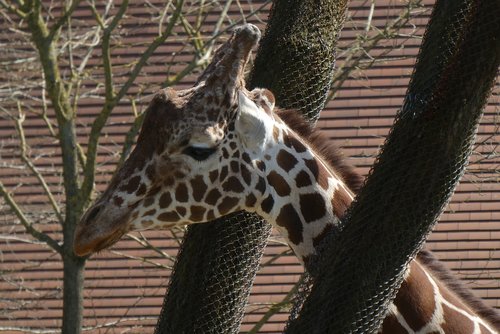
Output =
[
  {"x1": 116, "y1": 100, "x2": 145, "y2": 169},
  {"x1": 110, "y1": 249, "x2": 174, "y2": 270},
  {"x1": 0, "y1": 181, "x2": 62, "y2": 254},
  {"x1": 0, "y1": 0, "x2": 27, "y2": 18},
  {"x1": 14, "y1": 104, "x2": 64, "y2": 224},
  {"x1": 48, "y1": 0, "x2": 83, "y2": 40},
  {"x1": 0, "y1": 327, "x2": 59, "y2": 334},
  {"x1": 247, "y1": 275, "x2": 305, "y2": 334}
]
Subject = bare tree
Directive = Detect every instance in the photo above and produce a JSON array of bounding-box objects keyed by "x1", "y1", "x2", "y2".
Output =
[{"x1": 0, "y1": 0, "x2": 269, "y2": 332}]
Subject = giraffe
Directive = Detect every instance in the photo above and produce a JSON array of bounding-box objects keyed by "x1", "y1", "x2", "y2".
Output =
[{"x1": 74, "y1": 24, "x2": 500, "y2": 333}]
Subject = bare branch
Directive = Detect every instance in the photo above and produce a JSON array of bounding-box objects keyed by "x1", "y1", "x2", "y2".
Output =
[
  {"x1": 0, "y1": 327, "x2": 59, "y2": 333},
  {"x1": 116, "y1": 100, "x2": 144, "y2": 169},
  {"x1": 128, "y1": 232, "x2": 177, "y2": 262},
  {"x1": 101, "y1": 0, "x2": 130, "y2": 101},
  {"x1": 0, "y1": 0, "x2": 27, "y2": 18},
  {"x1": 13, "y1": 103, "x2": 64, "y2": 224},
  {"x1": 0, "y1": 181, "x2": 62, "y2": 254},
  {"x1": 328, "y1": 0, "x2": 426, "y2": 102},
  {"x1": 48, "y1": 0, "x2": 83, "y2": 41},
  {"x1": 110, "y1": 250, "x2": 174, "y2": 270},
  {"x1": 247, "y1": 275, "x2": 304, "y2": 334},
  {"x1": 80, "y1": 316, "x2": 157, "y2": 332}
]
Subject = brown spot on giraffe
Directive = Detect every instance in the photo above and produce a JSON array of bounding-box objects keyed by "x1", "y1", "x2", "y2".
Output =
[
  {"x1": 255, "y1": 160, "x2": 265, "y2": 171},
  {"x1": 331, "y1": 187, "x2": 352, "y2": 218},
  {"x1": 304, "y1": 158, "x2": 330, "y2": 190},
  {"x1": 240, "y1": 164, "x2": 252, "y2": 185},
  {"x1": 255, "y1": 176, "x2": 266, "y2": 194},
  {"x1": 260, "y1": 195, "x2": 274, "y2": 214},
  {"x1": 276, "y1": 204, "x2": 303, "y2": 245},
  {"x1": 206, "y1": 210, "x2": 215, "y2": 221},
  {"x1": 145, "y1": 164, "x2": 155, "y2": 180},
  {"x1": 288, "y1": 135, "x2": 307, "y2": 153},
  {"x1": 219, "y1": 165, "x2": 229, "y2": 182},
  {"x1": 393, "y1": 261, "x2": 436, "y2": 331},
  {"x1": 158, "y1": 211, "x2": 180, "y2": 222},
  {"x1": 295, "y1": 170, "x2": 312, "y2": 188},
  {"x1": 175, "y1": 183, "x2": 189, "y2": 202},
  {"x1": 245, "y1": 193, "x2": 257, "y2": 207},
  {"x1": 217, "y1": 196, "x2": 239, "y2": 216},
  {"x1": 136, "y1": 183, "x2": 147, "y2": 196},
  {"x1": 143, "y1": 196, "x2": 155, "y2": 208},
  {"x1": 176, "y1": 206, "x2": 187, "y2": 217},
  {"x1": 113, "y1": 196, "x2": 124, "y2": 207},
  {"x1": 190, "y1": 175, "x2": 208, "y2": 202},
  {"x1": 189, "y1": 205, "x2": 206, "y2": 222},
  {"x1": 163, "y1": 176, "x2": 175, "y2": 187},
  {"x1": 267, "y1": 171, "x2": 291, "y2": 197},
  {"x1": 159, "y1": 192, "x2": 172, "y2": 209},
  {"x1": 230, "y1": 160, "x2": 239, "y2": 173},
  {"x1": 141, "y1": 220, "x2": 154, "y2": 228},
  {"x1": 209, "y1": 170, "x2": 219, "y2": 183},
  {"x1": 120, "y1": 175, "x2": 141, "y2": 193},
  {"x1": 277, "y1": 149, "x2": 298, "y2": 172},
  {"x1": 147, "y1": 186, "x2": 162, "y2": 197},
  {"x1": 222, "y1": 148, "x2": 230, "y2": 159},
  {"x1": 142, "y1": 209, "x2": 156, "y2": 217},
  {"x1": 222, "y1": 176, "x2": 245, "y2": 193},
  {"x1": 299, "y1": 193, "x2": 326, "y2": 223},
  {"x1": 441, "y1": 303, "x2": 475, "y2": 333},
  {"x1": 242, "y1": 152, "x2": 251, "y2": 164},
  {"x1": 380, "y1": 313, "x2": 409, "y2": 333},
  {"x1": 175, "y1": 170, "x2": 187, "y2": 179},
  {"x1": 205, "y1": 188, "x2": 222, "y2": 206}
]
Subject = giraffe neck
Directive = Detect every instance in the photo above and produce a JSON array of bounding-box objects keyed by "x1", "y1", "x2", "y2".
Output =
[
  {"x1": 246, "y1": 112, "x2": 498, "y2": 333},
  {"x1": 247, "y1": 115, "x2": 355, "y2": 263}
]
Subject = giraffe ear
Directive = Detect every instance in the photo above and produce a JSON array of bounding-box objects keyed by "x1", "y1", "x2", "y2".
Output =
[
  {"x1": 250, "y1": 88, "x2": 275, "y2": 115},
  {"x1": 236, "y1": 91, "x2": 272, "y2": 150}
]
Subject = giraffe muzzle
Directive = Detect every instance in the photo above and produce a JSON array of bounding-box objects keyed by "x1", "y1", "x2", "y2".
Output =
[{"x1": 74, "y1": 202, "x2": 131, "y2": 256}]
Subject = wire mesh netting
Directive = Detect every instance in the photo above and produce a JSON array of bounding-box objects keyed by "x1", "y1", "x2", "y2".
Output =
[
  {"x1": 156, "y1": 0, "x2": 499, "y2": 333},
  {"x1": 286, "y1": 0, "x2": 500, "y2": 332}
]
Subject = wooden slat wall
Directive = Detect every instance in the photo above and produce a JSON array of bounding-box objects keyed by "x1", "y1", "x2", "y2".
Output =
[{"x1": 0, "y1": 1, "x2": 498, "y2": 333}]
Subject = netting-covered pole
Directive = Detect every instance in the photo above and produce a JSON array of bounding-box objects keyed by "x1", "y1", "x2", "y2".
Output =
[
  {"x1": 154, "y1": 1, "x2": 346, "y2": 333},
  {"x1": 286, "y1": 1, "x2": 500, "y2": 333}
]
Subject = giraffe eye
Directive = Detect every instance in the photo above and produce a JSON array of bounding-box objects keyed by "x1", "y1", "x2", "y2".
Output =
[{"x1": 182, "y1": 146, "x2": 217, "y2": 161}]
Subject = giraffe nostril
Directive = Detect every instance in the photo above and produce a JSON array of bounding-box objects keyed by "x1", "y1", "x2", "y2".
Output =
[{"x1": 85, "y1": 205, "x2": 103, "y2": 224}]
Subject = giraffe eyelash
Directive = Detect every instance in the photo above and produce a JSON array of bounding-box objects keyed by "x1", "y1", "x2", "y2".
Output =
[{"x1": 182, "y1": 146, "x2": 217, "y2": 161}]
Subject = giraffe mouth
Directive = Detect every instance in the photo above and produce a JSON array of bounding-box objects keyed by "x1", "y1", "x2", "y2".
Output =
[
  {"x1": 74, "y1": 208, "x2": 132, "y2": 257},
  {"x1": 74, "y1": 223, "x2": 130, "y2": 257}
]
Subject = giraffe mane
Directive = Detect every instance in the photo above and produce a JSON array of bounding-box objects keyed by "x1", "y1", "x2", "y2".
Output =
[
  {"x1": 417, "y1": 249, "x2": 500, "y2": 328},
  {"x1": 275, "y1": 108, "x2": 364, "y2": 193}
]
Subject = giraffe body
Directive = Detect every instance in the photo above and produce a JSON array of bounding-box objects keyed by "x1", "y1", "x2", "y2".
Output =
[{"x1": 74, "y1": 24, "x2": 499, "y2": 333}]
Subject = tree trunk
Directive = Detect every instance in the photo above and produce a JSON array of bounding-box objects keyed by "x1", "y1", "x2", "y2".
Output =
[
  {"x1": 62, "y1": 252, "x2": 86, "y2": 334},
  {"x1": 59, "y1": 103, "x2": 85, "y2": 334}
]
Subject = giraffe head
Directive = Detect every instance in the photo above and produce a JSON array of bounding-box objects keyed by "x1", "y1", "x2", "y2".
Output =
[{"x1": 74, "y1": 24, "x2": 279, "y2": 256}]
